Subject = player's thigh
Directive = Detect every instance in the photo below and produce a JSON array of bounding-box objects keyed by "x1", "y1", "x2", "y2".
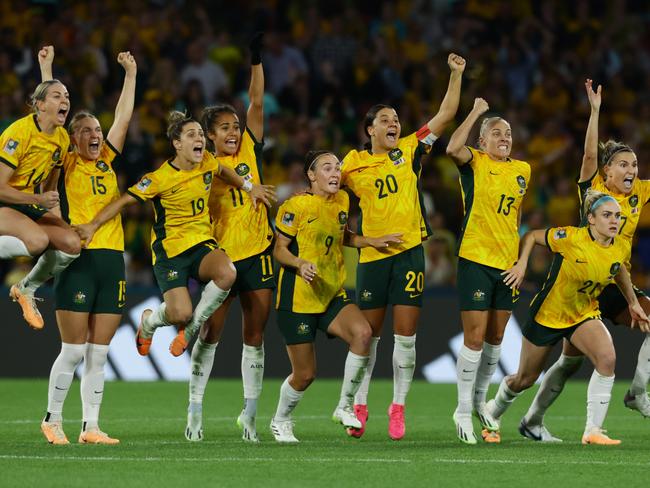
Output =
[
  {"x1": 460, "y1": 310, "x2": 490, "y2": 349},
  {"x1": 197, "y1": 247, "x2": 236, "y2": 288},
  {"x1": 37, "y1": 212, "x2": 80, "y2": 254},
  {"x1": 485, "y1": 309, "x2": 512, "y2": 344},
  {"x1": 327, "y1": 303, "x2": 371, "y2": 344},
  {"x1": 163, "y1": 287, "x2": 194, "y2": 324},
  {"x1": 570, "y1": 320, "x2": 616, "y2": 374},
  {"x1": 87, "y1": 313, "x2": 122, "y2": 345},
  {"x1": 0, "y1": 206, "x2": 49, "y2": 253},
  {"x1": 55, "y1": 310, "x2": 90, "y2": 344}
]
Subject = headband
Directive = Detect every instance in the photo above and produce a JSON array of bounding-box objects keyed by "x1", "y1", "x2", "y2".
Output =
[{"x1": 589, "y1": 195, "x2": 617, "y2": 213}]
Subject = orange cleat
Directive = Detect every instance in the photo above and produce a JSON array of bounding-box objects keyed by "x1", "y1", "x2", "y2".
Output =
[
  {"x1": 79, "y1": 429, "x2": 120, "y2": 445},
  {"x1": 136, "y1": 309, "x2": 153, "y2": 356},
  {"x1": 169, "y1": 328, "x2": 188, "y2": 357},
  {"x1": 481, "y1": 428, "x2": 501, "y2": 443},
  {"x1": 41, "y1": 421, "x2": 69, "y2": 445},
  {"x1": 581, "y1": 428, "x2": 621, "y2": 445},
  {"x1": 10, "y1": 285, "x2": 44, "y2": 330}
]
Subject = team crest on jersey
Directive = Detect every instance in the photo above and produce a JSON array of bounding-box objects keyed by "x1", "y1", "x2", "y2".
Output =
[
  {"x1": 472, "y1": 289, "x2": 486, "y2": 302},
  {"x1": 296, "y1": 323, "x2": 311, "y2": 335},
  {"x1": 517, "y1": 175, "x2": 526, "y2": 189},
  {"x1": 360, "y1": 290, "x2": 372, "y2": 302},
  {"x1": 203, "y1": 171, "x2": 213, "y2": 186},
  {"x1": 3, "y1": 138, "x2": 18, "y2": 155},
  {"x1": 609, "y1": 262, "x2": 621, "y2": 277},
  {"x1": 235, "y1": 163, "x2": 250, "y2": 177},
  {"x1": 388, "y1": 148, "x2": 405, "y2": 166},
  {"x1": 136, "y1": 177, "x2": 152, "y2": 191},
  {"x1": 167, "y1": 270, "x2": 179, "y2": 281},
  {"x1": 281, "y1": 212, "x2": 295, "y2": 227},
  {"x1": 553, "y1": 228, "x2": 567, "y2": 240},
  {"x1": 73, "y1": 291, "x2": 86, "y2": 304},
  {"x1": 629, "y1": 195, "x2": 639, "y2": 207},
  {"x1": 96, "y1": 160, "x2": 110, "y2": 173},
  {"x1": 338, "y1": 211, "x2": 348, "y2": 225},
  {"x1": 52, "y1": 147, "x2": 61, "y2": 162}
]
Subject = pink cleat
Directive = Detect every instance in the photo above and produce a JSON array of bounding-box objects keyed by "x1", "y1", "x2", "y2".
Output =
[
  {"x1": 346, "y1": 404, "x2": 368, "y2": 438},
  {"x1": 388, "y1": 403, "x2": 405, "y2": 440}
]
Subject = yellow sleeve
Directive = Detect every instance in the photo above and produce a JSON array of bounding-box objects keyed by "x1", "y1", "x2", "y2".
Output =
[
  {"x1": 546, "y1": 226, "x2": 573, "y2": 253},
  {"x1": 276, "y1": 197, "x2": 302, "y2": 238},
  {"x1": 127, "y1": 172, "x2": 159, "y2": 202},
  {"x1": 102, "y1": 140, "x2": 120, "y2": 162},
  {"x1": 0, "y1": 123, "x2": 27, "y2": 170},
  {"x1": 639, "y1": 179, "x2": 650, "y2": 206}
]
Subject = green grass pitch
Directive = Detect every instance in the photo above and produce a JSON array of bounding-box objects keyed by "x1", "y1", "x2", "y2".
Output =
[{"x1": 1, "y1": 379, "x2": 649, "y2": 487}]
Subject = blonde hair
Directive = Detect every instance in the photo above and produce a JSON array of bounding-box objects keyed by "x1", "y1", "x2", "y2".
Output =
[
  {"x1": 599, "y1": 139, "x2": 633, "y2": 167},
  {"x1": 582, "y1": 188, "x2": 617, "y2": 216},
  {"x1": 478, "y1": 117, "x2": 509, "y2": 149},
  {"x1": 29, "y1": 79, "x2": 64, "y2": 114},
  {"x1": 67, "y1": 111, "x2": 97, "y2": 134}
]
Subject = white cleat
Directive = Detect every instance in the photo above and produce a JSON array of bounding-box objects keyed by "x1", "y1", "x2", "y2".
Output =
[
  {"x1": 237, "y1": 412, "x2": 260, "y2": 443},
  {"x1": 185, "y1": 404, "x2": 203, "y2": 442},
  {"x1": 270, "y1": 417, "x2": 299, "y2": 443},
  {"x1": 474, "y1": 402, "x2": 500, "y2": 432},
  {"x1": 453, "y1": 411, "x2": 477, "y2": 445},
  {"x1": 518, "y1": 419, "x2": 562, "y2": 442},
  {"x1": 624, "y1": 390, "x2": 650, "y2": 418},
  {"x1": 332, "y1": 406, "x2": 362, "y2": 429}
]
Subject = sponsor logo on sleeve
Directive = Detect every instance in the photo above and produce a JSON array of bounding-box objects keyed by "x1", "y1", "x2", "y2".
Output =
[
  {"x1": 136, "y1": 177, "x2": 152, "y2": 191},
  {"x1": 3, "y1": 139, "x2": 18, "y2": 155},
  {"x1": 553, "y1": 228, "x2": 567, "y2": 240},
  {"x1": 281, "y1": 212, "x2": 295, "y2": 227}
]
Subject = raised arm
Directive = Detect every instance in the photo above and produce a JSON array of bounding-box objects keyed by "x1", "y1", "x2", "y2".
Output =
[
  {"x1": 580, "y1": 79, "x2": 601, "y2": 182},
  {"x1": 246, "y1": 32, "x2": 264, "y2": 141},
  {"x1": 74, "y1": 193, "x2": 137, "y2": 247},
  {"x1": 216, "y1": 165, "x2": 275, "y2": 209},
  {"x1": 38, "y1": 45, "x2": 54, "y2": 82},
  {"x1": 614, "y1": 266, "x2": 650, "y2": 332},
  {"x1": 106, "y1": 52, "x2": 137, "y2": 152},
  {"x1": 273, "y1": 232, "x2": 317, "y2": 284},
  {"x1": 446, "y1": 98, "x2": 489, "y2": 165},
  {"x1": 426, "y1": 53, "x2": 465, "y2": 137},
  {"x1": 501, "y1": 229, "x2": 547, "y2": 289}
]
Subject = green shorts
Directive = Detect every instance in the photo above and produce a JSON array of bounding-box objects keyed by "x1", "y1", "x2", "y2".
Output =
[
  {"x1": 356, "y1": 245, "x2": 425, "y2": 309},
  {"x1": 153, "y1": 240, "x2": 217, "y2": 294},
  {"x1": 0, "y1": 202, "x2": 48, "y2": 221},
  {"x1": 521, "y1": 317, "x2": 595, "y2": 347},
  {"x1": 54, "y1": 249, "x2": 126, "y2": 314},
  {"x1": 277, "y1": 293, "x2": 352, "y2": 345},
  {"x1": 231, "y1": 246, "x2": 276, "y2": 296},
  {"x1": 456, "y1": 257, "x2": 518, "y2": 311},
  {"x1": 597, "y1": 283, "x2": 646, "y2": 323}
]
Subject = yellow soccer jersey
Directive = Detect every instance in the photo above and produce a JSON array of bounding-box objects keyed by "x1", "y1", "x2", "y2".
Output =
[
  {"x1": 59, "y1": 141, "x2": 123, "y2": 251},
  {"x1": 342, "y1": 132, "x2": 431, "y2": 263},
  {"x1": 457, "y1": 147, "x2": 531, "y2": 270},
  {"x1": 531, "y1": 226, "x2": 629, "y2": 329},
  {"x1": 0, "y1": 114, "x2": 69, "y2": 193},
  {"x1": 275, "y1": 191, "x2": 349, "y2": 313},
  {"x1": 127, "y1": 153, "x2": 220, "y2": 263},
  {"x1": 578, "y1": 172, "x2": 650, "y2": 270},
  {"x1": 209, "y1": 128, "x2": 273, "y2": 262}
]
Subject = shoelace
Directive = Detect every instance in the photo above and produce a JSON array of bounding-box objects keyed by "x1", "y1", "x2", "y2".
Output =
[
  {"x1": 49, "y1": 423, "x2": 66, "y2": 439},
  {"x1": 26, "y1": 295, "x2": 44, "y2": 312}
]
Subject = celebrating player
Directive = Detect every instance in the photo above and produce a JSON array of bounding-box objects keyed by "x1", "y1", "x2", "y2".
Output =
[
  {"x1": 518, "y1": 80, "x2": 650, "y2": 441},
  {"x1": 0, "y1": 46, "x2": 80, "y2": 330},
  {"x1": 342, "y1": 53, "x2": 465, "y2": 440},
  {"x1": 270, "y1": 150, "x2": 402, "y2": 443},
  {"x1": 184, "y1": 33, "x2": 276, "y2": 443},
  {"x1": 485, "y1": 189, "x2": 649, "y2": 445},
  {"x1": 38, "y1": 47, "x2": 136, "y2": 445},
  {"x1": 446, "y1": 98, "x2": 531, "y2": 444}
]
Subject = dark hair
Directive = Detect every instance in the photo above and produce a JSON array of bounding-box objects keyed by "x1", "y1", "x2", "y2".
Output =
[
  {"x1": 362, "y1": 104, "x2": 394, "y2": 150},
  {"x1": 29, "y1": 79, "x2": 65, "y2": 114},
  {"x1": 67, "y1": 110, "x2": 97, "y2": 135},
  {"x1": 304, "y1": 150, "x2": 335, "y2": 183},
  {"x1": 599, "y1": 139, "x2": 634, "y2": 167},
  {"x1": 167, "y1": 111, "x2": 199, "y2": 151},
  {"x1": 201, "y1": 104, "x2": 238, "y2": 152}
]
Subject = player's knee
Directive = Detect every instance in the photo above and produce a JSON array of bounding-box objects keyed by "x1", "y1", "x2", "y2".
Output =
[
  {"x1": 166, "y1": 305, "x2": 193, "y2": 326},
  {"x1": 59, "y1": 230, "x2": 81, "y2": 255},
  {"x1": 516, "y1": 372, "x2": 539, "y2": 390},
  {"x1": 216, "y1": 261, "x2": 236, "y2": 289},
  {"x1": 23, "y1": 232, "x2": 49, "y2": 255},
  {"x1": 243, "y1": 330, "x2": 264, "y2": 347},
  {"x1": 293, "y1": 370, "x2": 316, "y2": 390},
  {"x1": 463, "y1": 335, "x2": 483, "y2": 351},
  {"x1": 352, "y1": 323, "x2": 372, "y2": 351},
  {"x1": 595, "y1": 351, "x2": 616, "y2": 376}
]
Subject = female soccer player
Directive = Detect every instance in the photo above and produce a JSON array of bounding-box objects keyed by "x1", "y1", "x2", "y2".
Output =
[
  {"x1": 342, "y1": 53, "x2": 465, "y2": 440},
  {"x1": 518, "y1": 80, "x2": 650, "y2": 441},
  {"x1": 446, "y1": 97, "x2": 531, "y2": 444},
  {"x1": 38, "y1": 48, "x2": 136, "y2": 445},
  {"x1": 184, "y1": 33, "x2": 277, "y2": 443},
  {"x1": 485, "y1": 189, "x2": 649, "y2": 445},
  {"x1": 270, "y1": 150, "x2": 402, "y2": 443},
  {"x1": 75, "y1": 112, "x2": 272, "y2": 394},
  {"x1": 0, "y1": 46, "x2": 80, "y2": 330}
]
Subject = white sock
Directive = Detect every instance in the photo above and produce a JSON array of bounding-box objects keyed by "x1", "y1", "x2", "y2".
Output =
[
  {"x1": 492, "y1": 377, "x2": 524, "y2": 419},
  {"x1": 630, "y1": 334, "x2": 650, "y2": 396},
  {"x1": 189, "y1": 338, "x2": 217, "y2": 404},
  {"x1": 473, "y1": 342, "x2": 501, "y2": 409},
  {"x1": 45, "y1": 342, "x2": 85, "y2": 422},
  {"x1": 524, "y1": 354, "x2": 584, "y2": 425},
  {"x1": 185, "y1": 281, "x2": 230, "y2": 340},
  {"x1": 354, "y1": 336, "x2": 379, "y2": 405},
  {"x1": 143, "y1": 302, "x2": 171, "y2": 336},
  {"x1": 338, "y1": 352, "x2": 370, "y2": 409},
  {"x1": 0, "y1": 236, "x2": 30, "y2": 258},
  {"x1": 21, "y1": 250, "x2": 79, "y2": 294},
  {"x1": 455, "y1": 345, "x2": 482, "y2": 415},
  {"x1": 586, "y1": 371, "x2": 615, "y2": 432},
  {"x1": 242, "y1": 344, "x2": 264, "y2": 417},
  {"x1": 392, "y1": 334, "x2": 416, "y2": 405},
  {"x1": 81, "y1": 343, "x2": 109, "y2": 431},
  {"x1": 274, "y1": 377, "x2": 304, "y2": 421}
]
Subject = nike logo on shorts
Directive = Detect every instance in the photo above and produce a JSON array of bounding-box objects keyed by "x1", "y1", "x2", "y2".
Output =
[{"x1": 261, "y1": 276, "x2": 274, "y2": 282}]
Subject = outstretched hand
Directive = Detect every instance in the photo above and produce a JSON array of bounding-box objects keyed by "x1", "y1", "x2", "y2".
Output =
[
  {"x1": 448, "y1": 53, "x2": 466, "y2": 73},
  {"x1": 585, "y1": 78, "x2": 602, "y2": 112},
  {"x1": 472, "y1": 97, "x2": 489, "y2": 116},
  {"x1": 117, "y1": 51, "x2": 137, "y2": 75}
]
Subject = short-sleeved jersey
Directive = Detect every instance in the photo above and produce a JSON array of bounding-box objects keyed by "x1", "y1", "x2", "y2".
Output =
[
  {"x1": 457, "y1": 147, "x2": 531, "y2": 270},
  {"x1": 59, "y1": 141, "x2": 123, "y2": 251},
  {"x1": 342, "y1": 132, "x2": 432, "y2": 263},
  {"x1": 530, "y1": 226, "x2": 629, "y2": 329},
  {"x1": 209, "y1": 128, "x2": 273, "y2": 262},
  {"x1": 0, "y1": 114, "x2": 69, "y2": 193},
  {"x1": 127, "y1": 153, "x2": 220, "y2": 263},
  {"x1": 275, "y1": 191, "x2": 349, "y2": 313},
  {"x1": 578, "y1": 171, "x2": 650, "y2": 271}
]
